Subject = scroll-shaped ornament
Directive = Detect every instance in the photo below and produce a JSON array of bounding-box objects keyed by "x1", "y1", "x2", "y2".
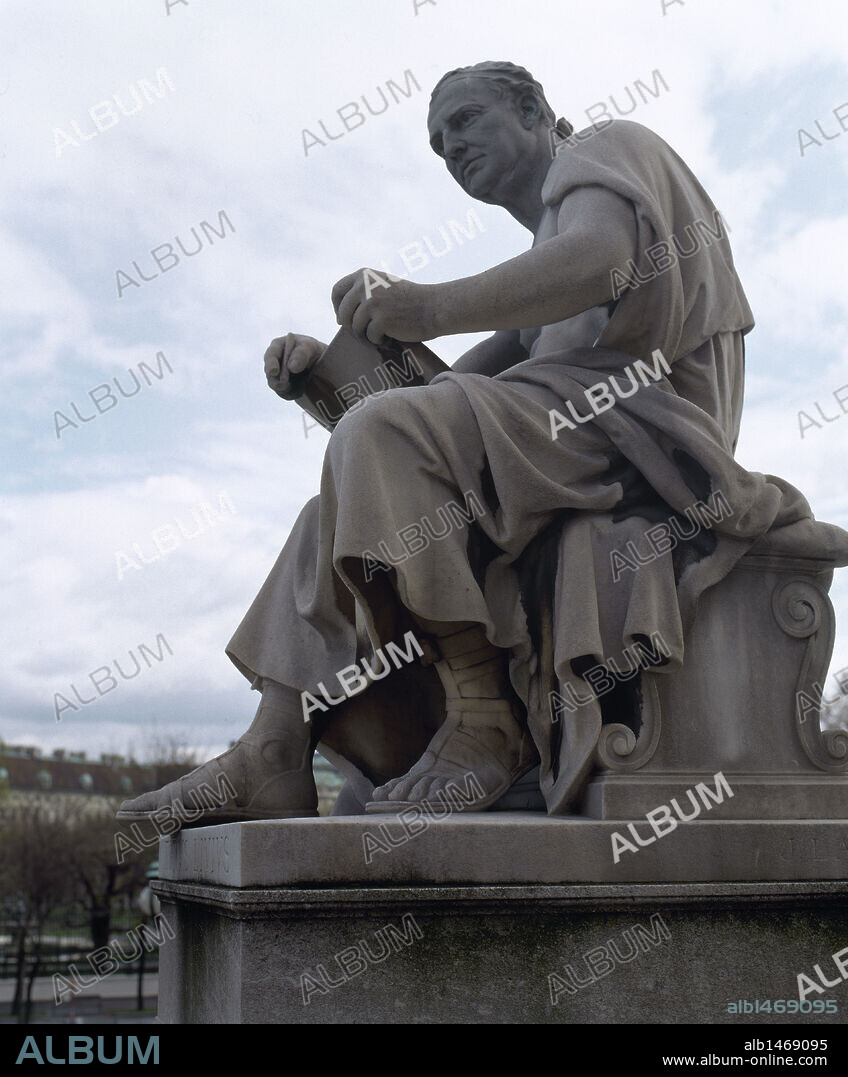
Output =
[
  {"x1": 772, "y1": 576, "x2": 848, "y2": 773},
  {"x1": 594, "y1": 675, "x2": 662, "y2": 772}
]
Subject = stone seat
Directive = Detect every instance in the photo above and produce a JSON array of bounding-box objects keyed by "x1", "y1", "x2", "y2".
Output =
[{"x1": 584, "y1": 539, "x2": 848, "y2": 819}]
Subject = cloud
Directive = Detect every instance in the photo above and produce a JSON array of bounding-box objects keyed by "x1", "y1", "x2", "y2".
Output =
[{"x1": 4, "y1": 0, "x2": 848, "y2": 758}]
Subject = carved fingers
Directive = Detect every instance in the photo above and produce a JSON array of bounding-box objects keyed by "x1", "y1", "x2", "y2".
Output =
[
  {"x1": 332, "y1": 268, "x2": 434, "y2": 345},
  {"x1": 264, "y1": 334, "x2": 325, "y2": 397}
]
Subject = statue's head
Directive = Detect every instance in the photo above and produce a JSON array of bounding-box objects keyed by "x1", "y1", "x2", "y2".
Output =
[{"x1": 427, "y1": 61, "x2": 572, "y2": 203}]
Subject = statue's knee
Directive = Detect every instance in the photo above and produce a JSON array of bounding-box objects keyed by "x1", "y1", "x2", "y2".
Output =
[
  {"x1": 332, "y1": 391, "x2": 416, "y2": 447},
  {"x1": 329, "y1": 401, "x2": 377, "y2": 456}
]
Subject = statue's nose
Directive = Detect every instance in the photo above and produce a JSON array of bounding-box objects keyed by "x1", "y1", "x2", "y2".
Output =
[{"x1": 443, "y1": 132, "x2": 468, "y2": 162}]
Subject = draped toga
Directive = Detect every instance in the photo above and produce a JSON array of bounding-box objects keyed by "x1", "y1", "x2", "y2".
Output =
[{"x1": 227, "y1": 120, "x2": 848, "y2": 814}]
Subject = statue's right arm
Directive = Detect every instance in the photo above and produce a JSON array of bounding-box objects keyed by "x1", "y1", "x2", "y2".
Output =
[
  {"x1": 428, "y1": 187, "x2": 637, "y2": 336},
  {"x1": 450, "y1": 329, "x2": 529, "y2": 376}
]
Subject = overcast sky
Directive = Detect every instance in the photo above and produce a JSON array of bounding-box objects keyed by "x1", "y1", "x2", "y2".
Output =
[{"x1": 3, "y1": 0, "x2": 848, "y2": 762}]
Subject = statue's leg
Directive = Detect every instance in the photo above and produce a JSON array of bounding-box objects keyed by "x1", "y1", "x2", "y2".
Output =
[
  {"x1": 367, "y1": 617, "x2": 539, "y2": 812},
  {"x1": 116, "y1": 374, "x2": 613, "y2": 824},
  {"x1": 116, "y1": 680, "x2": 327, "y2": 824}
]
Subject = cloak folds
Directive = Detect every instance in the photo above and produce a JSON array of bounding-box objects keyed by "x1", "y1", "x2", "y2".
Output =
[{"x1": 491, "y1": 341, "x2": 848, "y2": 812}]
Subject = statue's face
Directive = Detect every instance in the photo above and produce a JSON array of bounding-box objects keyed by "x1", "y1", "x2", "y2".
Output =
[{"x1": 428, "y1": 77, "x2": 538, "y2": 204}]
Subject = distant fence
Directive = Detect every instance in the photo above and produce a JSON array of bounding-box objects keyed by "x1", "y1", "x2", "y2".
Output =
[{"x1": 0, "y1": 910, "x2": 161, "y2": 979}]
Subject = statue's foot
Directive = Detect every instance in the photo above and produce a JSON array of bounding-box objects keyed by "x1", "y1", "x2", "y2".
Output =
[
  {"x1": 116, "y1": 688, "x2": 318, "y2": 827},
  {"x1": 365, "y1": 700, "x2": 539, "y2": 813}
]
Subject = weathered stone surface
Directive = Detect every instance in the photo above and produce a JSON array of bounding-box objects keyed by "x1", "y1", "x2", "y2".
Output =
[
  {"x1": 152, "y1": 877, "x2": 848, "y2": 1024},
  {"x1": 583, "y1": 774, "x2": 848, "y2": 820},
  {"x1": 157, "y1": 815, "x2": 848, "y2": 887}
]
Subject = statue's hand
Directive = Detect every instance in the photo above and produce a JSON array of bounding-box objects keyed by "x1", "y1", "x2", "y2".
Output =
[
  {"x1": 331, "y1": 268, "x2": 438, "y2": 345},
  {"x1": 264, "y1": 333, "x2": 327, "y2": 398}
]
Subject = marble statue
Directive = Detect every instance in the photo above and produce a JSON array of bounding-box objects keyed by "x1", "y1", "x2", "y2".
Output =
[{"x1": 117, "y1": 61, "x2": 848, "y2": 828}]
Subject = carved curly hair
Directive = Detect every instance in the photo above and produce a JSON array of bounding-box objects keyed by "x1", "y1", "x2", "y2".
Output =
[{"x1": 430, "y1": 61, "x2": 574, "y2": 139}]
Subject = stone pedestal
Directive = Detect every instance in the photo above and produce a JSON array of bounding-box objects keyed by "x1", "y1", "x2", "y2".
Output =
[{"x1": 153, "y1": 816, "x2": 848, "y2": 1024}]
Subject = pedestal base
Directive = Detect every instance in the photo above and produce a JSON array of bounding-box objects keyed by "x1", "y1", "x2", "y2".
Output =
[{"x1": 153, "y1": 816, "x2": 848, "y2": 1024}]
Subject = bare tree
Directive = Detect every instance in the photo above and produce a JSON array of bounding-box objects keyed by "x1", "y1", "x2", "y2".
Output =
[
  {"x1": 130, "y1": 727, "x2": 199, "y2": 767},
  {"x1": 63, "y1": 804, "x2": 154, "y2": 951},
  {"x1": 0, "y1": 805, "x2": 76, "y2": 1022}
]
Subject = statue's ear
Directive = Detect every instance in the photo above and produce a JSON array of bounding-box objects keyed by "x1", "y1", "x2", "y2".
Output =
[{"x1": 517, "y1": 92, "x2": 542, "y2": 128}]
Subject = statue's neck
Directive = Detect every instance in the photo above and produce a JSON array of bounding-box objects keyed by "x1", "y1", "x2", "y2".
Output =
[{"x1": 501, "y1": 154, "x2": 554, "y2": 232}]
